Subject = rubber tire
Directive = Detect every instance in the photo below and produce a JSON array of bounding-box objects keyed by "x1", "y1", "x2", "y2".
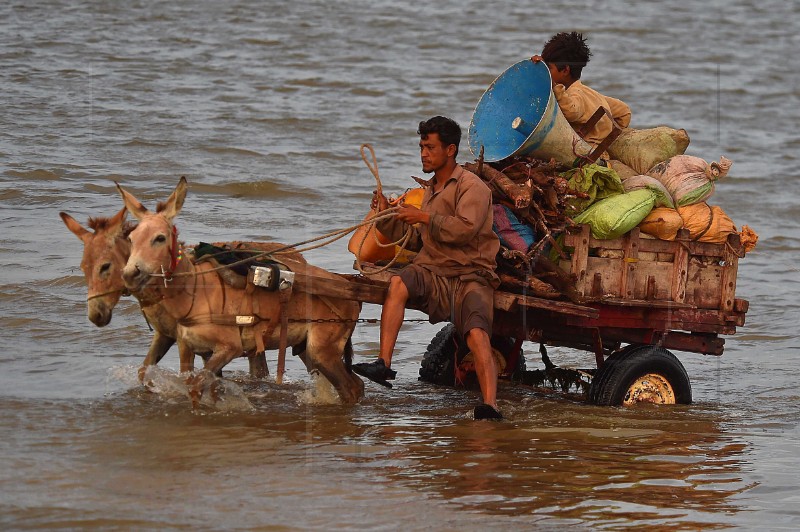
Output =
[
  {"x1": 418, "y1": 324, "x2": 525, "y2": 386},
  {"x1": 588, "y1": 344, "x2": 692, "y2": 406},
  {"x1": 419, "y1": 324, "x2": 459, "y2": 386}
]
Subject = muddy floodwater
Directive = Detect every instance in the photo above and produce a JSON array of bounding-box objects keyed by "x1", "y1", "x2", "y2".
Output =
[{"x1": 1, "y1": 1, "x2": 799, "y2": 529}]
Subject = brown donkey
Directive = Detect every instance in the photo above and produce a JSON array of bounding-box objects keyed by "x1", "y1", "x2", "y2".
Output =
[
  {"x1": 117, "y1": 177, "x2": 364, "y2": 404},
  {"x1": 61, "y1": 208, "x2": 132, "y2": 329},
  {"x1": 60, "y1": 208, "x2": 303, "y2": 379}
]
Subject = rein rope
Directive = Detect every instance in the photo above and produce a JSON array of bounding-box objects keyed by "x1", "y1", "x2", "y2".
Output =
[
  {"x1": 352, "y1": 143, "x2": 414, "y2": 276},
  {"x1": 147, "y1": 210, "x2": 401, "y2": 281},
  {"x1": 87, "y1": 287, "x2": 129, "y2": 301},
  {"x1": 145, "y1": 143, "x2": 414, "y2": 282}
]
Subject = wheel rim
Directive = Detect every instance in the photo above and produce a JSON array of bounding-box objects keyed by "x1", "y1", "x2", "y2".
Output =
[{"x1": 622, "y1": 373, "x2": 676, "y2": 405}]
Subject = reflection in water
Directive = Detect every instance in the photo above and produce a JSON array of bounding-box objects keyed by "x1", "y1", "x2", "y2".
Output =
[
  {"x1": 111, "y1": 366, "x2": 753, "y2": 527},
  {"x1": 0, "y1": 362, "x2": 756, "y2": 529},
  {"x1": 338, "y1": 387, "x2": 752, "y2": 527}
]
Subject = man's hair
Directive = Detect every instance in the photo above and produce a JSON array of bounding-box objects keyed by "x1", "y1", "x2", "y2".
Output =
[
  {"x1": 417, "y1": 116, "x2": 461, "y2": 156},
  {"x1": 541, "y1": 31, "x2": 592, "y2": 80}
]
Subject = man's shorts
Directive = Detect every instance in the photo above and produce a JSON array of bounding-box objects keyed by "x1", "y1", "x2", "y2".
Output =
[{"x1": 398, "y1": 264, "x2": 494, "y2": 337}]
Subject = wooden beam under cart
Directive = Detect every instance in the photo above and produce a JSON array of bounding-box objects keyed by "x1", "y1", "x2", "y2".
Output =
[{"x1": 494, "y1": 291, "x2": 598, "y2": 319}]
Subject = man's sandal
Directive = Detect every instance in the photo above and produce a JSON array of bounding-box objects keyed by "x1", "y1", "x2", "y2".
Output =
[
  {"x1": 474, "y1": 403, "x2": 503, "y2": 420},
  {"x1": 352, "y1": 359, "x2": 397, "y2": 389}
]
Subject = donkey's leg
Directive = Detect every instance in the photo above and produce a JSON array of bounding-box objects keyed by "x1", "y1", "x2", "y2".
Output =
[
  {"x1": 306, "y1": 335, "x2": 364, "y2": 404},
  {"x1": 199, "y1": 354, "x2": 223, "y2": 378},
  {"x1": 178, "y1": 340, "x2": 195, "y2": 374},
  {"x1": 138, "y1": 331, "x2": 175, "y2": 381},
  {"x1": 185, "y1": 345, "x2": 240, "y2": 406},
  {"x1": 248, "y1": 351, "x2": 269, "y2": 379}
]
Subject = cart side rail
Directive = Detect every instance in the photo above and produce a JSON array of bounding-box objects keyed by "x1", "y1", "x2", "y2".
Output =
[{"x1": 561, "y1": 224, "x2": 744, "y2": 312}]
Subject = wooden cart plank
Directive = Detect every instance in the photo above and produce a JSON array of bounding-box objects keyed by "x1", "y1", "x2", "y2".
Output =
[
  {"x1": 292, "y1": 272, "x2": 387, "y2": 304},
  {"x1": 586, "y1": 297, "x2": 696, "y2": 309},
  {"x1": 565, "y1": 227, "x2": 736, "y2": 258},
  {"x1": 671, "y1": 237, "x2": 690, "y2": 303},
  {"x1": 620, "y1": 228, "x2": 640, "y2": 299},
  {"x1": 719, "y1": 233, "x2": 740, "y2": 312}
]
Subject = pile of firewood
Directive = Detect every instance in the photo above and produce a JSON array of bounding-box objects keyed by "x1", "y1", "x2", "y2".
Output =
[{"x1": 463, "y1": 155, "x2": 586, "y2": 303}]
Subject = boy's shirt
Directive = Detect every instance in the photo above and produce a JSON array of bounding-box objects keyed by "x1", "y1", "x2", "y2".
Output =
[{"x1": 554, "y1": 80, "x2": 632, "y2": 146}]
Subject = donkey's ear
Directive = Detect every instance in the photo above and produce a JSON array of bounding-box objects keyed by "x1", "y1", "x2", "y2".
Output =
[
  {"x1": 60, "y1": 211, "x2": 91, "y2": 242},
  {"x1": 160, "y1": 176, "x2": 188, "y2": 223},
  {"x1": 116, "y1": 182, "x2": 149, "y2": 221},
  {"x1": 107, "y1": 206, "x2": 128, "y2": 238}
]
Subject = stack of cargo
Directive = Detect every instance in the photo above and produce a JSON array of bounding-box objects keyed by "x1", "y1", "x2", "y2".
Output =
[
  {"x1": 464, "y1": 125, "x2": 757, "y2": 301},
  {"x1": 454, "y1": 58, "x2": 759, "y2": 301}
]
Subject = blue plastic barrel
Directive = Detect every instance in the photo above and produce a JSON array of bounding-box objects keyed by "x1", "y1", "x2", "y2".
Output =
[{"x1": 468, "y1": 59, "x2": 553, "y2": 162}]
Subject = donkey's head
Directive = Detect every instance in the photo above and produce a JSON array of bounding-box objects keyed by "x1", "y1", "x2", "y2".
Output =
[
  {"x1": 117, "y1": 177, "x2": 188, "y2": 295},
  {"x1": 60, "y1": 207, "x2": 131, "y2": 327}
]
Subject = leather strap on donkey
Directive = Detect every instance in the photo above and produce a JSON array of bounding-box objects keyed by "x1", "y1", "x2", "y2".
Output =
[
  {"x1": 194, "y1": 242, "x2": 289, "y2": 290},
  {"x1": 178, "y1": 253, "x2": 295, "y2": 383},
  {"x1": 275, "y1": 283, "x2": 292, "y2": 384}
]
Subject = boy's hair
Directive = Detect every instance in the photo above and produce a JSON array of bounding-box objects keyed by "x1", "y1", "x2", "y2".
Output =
[
  {"x1": 541, "y1": 31, "x2": 592, "y2": 80},
  {"x1": 417, "y1": 116, "x2": 461, "y2": 156}
]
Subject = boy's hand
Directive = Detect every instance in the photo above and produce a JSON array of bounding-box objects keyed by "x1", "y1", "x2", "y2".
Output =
[{"x1": 531, "y1": 55, "x2": 543, "y2": 63}]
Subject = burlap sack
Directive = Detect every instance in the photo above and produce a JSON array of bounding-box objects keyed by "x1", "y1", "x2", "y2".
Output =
[
  {"x1": 607, "y1": 126, "x2": 690, "y2": 174},
  {"x1": 647, "y1": 155, "x2": 732, "y2": 207},
  {"x1": 622, "y1": 174, "x2": 676, "y2": 209},
  {"x1": 607, "y1": 159, "x2": 638, "y2": 180}
]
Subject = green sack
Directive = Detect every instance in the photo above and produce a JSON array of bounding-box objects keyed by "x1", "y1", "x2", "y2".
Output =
[
  {"x1": 573, "y1": 189, "x2": 657, "y2": 240},
  {"x1": 562, "y1": 163, "x2": 625, "y2": 215}
]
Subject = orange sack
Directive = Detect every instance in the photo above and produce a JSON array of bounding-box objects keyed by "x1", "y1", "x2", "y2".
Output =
[
  {"x1": 676, "y1": 202, "x2": 736, "y2": 243},
  {"x1": 638, "y1": 207, "x2": 684, "y2": 240}
]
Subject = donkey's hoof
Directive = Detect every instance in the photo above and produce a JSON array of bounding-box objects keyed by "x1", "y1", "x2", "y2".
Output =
[
  {"x1": 188, "y1": 389, "x2": 202, "y2": 409},
  {"x1": 209, "y1": 379, "x2": 225, "y2": 403},
  {"x1": 185, "y1": 374, "x2": 204, "y2": 406}
]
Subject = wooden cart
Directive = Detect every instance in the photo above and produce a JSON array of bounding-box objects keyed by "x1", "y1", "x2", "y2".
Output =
[{"x1": 285, "y1": 224, "x2": 749, "y2": 406}]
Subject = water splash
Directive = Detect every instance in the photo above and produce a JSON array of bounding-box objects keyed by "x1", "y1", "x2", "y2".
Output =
[
  {"x1": 195, "y1": 375, "x2": 255, "y2": 413},
  {"x1": 106, "y1": 364, "x2": 144, "y2": 391},
  {"x1": 296, "y1": 370, "x2": 341, "y2": 405},
  {"x1": 108, "y1": 365, "x2": 254, "y2": 412}
]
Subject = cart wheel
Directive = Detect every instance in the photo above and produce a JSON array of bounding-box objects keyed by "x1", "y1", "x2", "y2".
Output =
[
  {"x1": 419, "y1": 325, "x2": 458, "y2": 386},
  {"x1": 588, "y1": 345, "x2": 692, "y2": 406},
  {"x1": 418, "y1": 324, "x2": 525, "y2": 386}
]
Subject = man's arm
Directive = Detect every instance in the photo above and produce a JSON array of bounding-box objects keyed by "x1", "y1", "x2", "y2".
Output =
[
  {"x1": 372, "y1": 192, "x2": 423, "y2": 251},
  {"x1": 375, "y1": 215, "x2": 423, "y2": 251}
]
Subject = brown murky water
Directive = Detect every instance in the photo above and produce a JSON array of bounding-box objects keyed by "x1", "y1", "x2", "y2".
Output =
[{"x1": 1, "y1": 0, "x2": 799, "y2": 529}]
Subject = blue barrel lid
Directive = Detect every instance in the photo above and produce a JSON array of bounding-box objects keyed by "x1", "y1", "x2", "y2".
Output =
[{"x1": 468, "y1": 59, "x2": 552, "y2": 162}]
